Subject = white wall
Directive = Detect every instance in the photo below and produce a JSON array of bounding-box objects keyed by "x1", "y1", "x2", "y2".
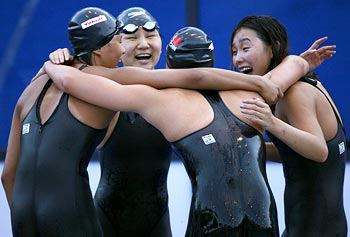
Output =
[{"x1": 1, "y1": 161, "x2": 349, "y2": 237}]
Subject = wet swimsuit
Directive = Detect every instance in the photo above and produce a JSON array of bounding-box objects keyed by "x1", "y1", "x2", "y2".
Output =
[
  {"x1": 171, "y1": 91, "x2": 279, "y2": 237},
  {"x1": 268, "y1": 77, "x2": 348, "y2": 237},
  {"x1": 94, "y1": 112, "x2": 173, "y2": 237},
  {"x1": 10, "y1": 80, "x2": 106, "y2": 237}
]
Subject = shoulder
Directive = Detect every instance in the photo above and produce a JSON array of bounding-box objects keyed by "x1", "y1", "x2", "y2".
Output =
[
  {"x1": 17, "y1": 74, "x2": 50, "y2": 117},
  {"x1": 283, "y1": 81, "x2": 317, "y2": 103},
  {"x1": 276, "y1": 81, "x2": 318, "y2": 119}
]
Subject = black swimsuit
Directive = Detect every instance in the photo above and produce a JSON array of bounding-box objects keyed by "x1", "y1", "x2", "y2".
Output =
[
  {"x1": 268, "y1": 77, "x2": 348, "y2": 237},
  {"x1": 10, "y1": 80, "x2": 106, "y2": 237},
  {"x1": 172, "y1": 91, "x2": 279, "y2": 237},
  {"x1": 94, "y1": 112, "x2": 173, "y2": 237}
]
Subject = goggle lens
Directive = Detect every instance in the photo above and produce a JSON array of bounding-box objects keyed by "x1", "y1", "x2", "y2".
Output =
[{"x1": 121, "y1": 21, "x2": 158, "y2": 34}]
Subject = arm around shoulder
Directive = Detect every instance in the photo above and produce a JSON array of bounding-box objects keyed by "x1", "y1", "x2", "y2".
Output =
[{"x1": 268, "y1": 55, "x2": 309, "y2": 93}]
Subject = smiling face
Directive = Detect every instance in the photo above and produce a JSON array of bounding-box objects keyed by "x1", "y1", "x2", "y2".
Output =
[
  {"x1": 119, "y1": 27, "x2": 162, "y2": 69},
  {"x1": 231, "y1": 28, "x2": 273, "y2": 76}
]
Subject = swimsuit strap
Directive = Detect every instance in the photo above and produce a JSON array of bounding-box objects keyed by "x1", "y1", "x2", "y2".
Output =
[
  {"x1": 300, "y1": 77, "x2": 345, "y2": 132},
  {"x1": 78, "y1": 64, "x2": 89, "y2": 70},
  {"x1": 36, "y1": 79, "x2": 53, "y2": 125}
]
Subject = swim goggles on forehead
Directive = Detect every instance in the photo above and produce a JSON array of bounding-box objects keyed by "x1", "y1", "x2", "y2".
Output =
[{"x1": 119, "y1": 21, "x2": 159, "y2": 34}]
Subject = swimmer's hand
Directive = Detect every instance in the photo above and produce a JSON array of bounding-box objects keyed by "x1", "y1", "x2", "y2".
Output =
[
  {"x1": 300, "y1": 36, "x2": 336, "y2": 72},
  {"x1": 240, "y1": 98, "x2": 275, "y2": 130},
  {"x1": 49, "y1": 48, "x2": 74, "y2": 65},
  {"x1": 259, "y1": 73, "x2": 283, "y2": 105}
]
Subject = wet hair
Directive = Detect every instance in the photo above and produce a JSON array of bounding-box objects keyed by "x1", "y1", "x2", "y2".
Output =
[{"x1": 230, "y1": 15, "x2": 289, "y2": 71}]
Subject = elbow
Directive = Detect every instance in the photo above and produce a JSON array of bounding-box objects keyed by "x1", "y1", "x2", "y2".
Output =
[
  {"x1": 190, "y1": 69, "x2": 206, "y2": 88},
  {"x1": 317, "y1": 146, "x2": 328, "y2": 163},
  {"x1": 312, "y1": 145, "x2": 328, "y2": 163},
  {"x1": 1, "y1": 169, "x2": 11, "y2": 190},
  {"x1": 1, "y1": 171, "x2": 13, "y2": 204}
]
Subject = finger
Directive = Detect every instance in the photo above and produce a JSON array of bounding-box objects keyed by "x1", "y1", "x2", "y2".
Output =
[
  {"x1": 49, "y1": 52, "x2": 60, "y2": 64},
  {"x1": 300, "y1": 48, "x2": 317, "y2": 59},
  {"x1": 63, "y1": 48, "x2": 71, "y2": 61},
  {"x1": 240, "y1": 108, "x2": 264, "y2": 123},
  {"x1": 53, "y1": 49, "x2": 64, "y2": 64},
  {"x1": 318, "y1": 45, "x2": 336, "y2": 54},
  {"x1": 241, "y1": 98, "x2": 266, "y2": 107},
  {"x1": 310, "y1": 36, "x2": 328, "y2": 49}
]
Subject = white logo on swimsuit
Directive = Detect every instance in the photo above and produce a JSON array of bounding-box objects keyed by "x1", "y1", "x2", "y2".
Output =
[
  {"x1": 22, "y1": 123, "x2": 30, "y2": 135},
  {"x1": 81, "y1": 15, "x2": 107, "y2": 29},
  {"x1": 338, "y1": 141, "x2": 345, "y2": 155},
  {"x1": 202, "y1": 134, "x2": 216, "y2": 145}
]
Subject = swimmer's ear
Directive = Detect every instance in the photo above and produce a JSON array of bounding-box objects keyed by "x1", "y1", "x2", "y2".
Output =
[{"x1": 92, "y1": 49, "x2": 103, "y2": 57}]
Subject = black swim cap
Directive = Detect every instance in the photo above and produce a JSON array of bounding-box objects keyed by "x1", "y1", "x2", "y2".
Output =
[
  {"x1": 68, "y1": 7, "x2": 117, "y2": 64},
  {"x1": 166, "y1": 26, "x2": 214, "y2": 69},
  {"x1": 116, "y1": 7, "x2": 159, "y2": 34}
]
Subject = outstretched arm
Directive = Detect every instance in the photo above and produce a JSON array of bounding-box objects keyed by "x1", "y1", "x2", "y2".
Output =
[
  {"x1": 81, "y1": 55, "x2": 308, "y2": 104},
  {"x1": 265, "y1": 55, "x2": 309, "y2": 93},
  {"x1": 48, "y1": 48, "x2": 308, "y2": 104},
  {"x1": 43, "y1": 61, "x2": 155, "y2": 113},
  {"x1": 48, "y1": 48, "x2": 276, "y2": 97}
]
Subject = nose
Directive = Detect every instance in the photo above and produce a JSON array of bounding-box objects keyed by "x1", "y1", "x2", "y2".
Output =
[
  {"x1": 232, "y1": 51, "x2": 243, "y2": 68},
  {"x1": 137, "y1": 35, "x2": 150, "y2": 49}
]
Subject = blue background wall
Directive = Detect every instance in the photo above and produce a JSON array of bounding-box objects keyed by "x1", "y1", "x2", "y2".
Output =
[{"x1": 1, "y1": 0, "x2": 349, "y2": 152}]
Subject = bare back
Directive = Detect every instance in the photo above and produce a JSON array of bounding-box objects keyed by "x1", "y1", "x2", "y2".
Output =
[{"x1": 141, "y1": 88, "x2": 264, "y2": 142}]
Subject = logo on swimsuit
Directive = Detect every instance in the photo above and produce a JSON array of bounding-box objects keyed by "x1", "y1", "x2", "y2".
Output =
[
  {"x1": 22, "y1": 123, "x2": 30, "y2": 135},
  {"x1": 338, "y1": 141, "x2": 345, "y2": 155},
  {"x1": 202, "y1": 134, "x2": 216, "y2": 145}
]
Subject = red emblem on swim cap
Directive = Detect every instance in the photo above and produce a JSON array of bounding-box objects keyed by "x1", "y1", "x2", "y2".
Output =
[{"x1": 171, "y1": 35, "x2": 183, "y2": 47}]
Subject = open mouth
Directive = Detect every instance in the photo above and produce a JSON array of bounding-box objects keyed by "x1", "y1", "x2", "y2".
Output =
[
  {"x1": 135, "y1": 54, "x2": 152, "y2": 60},
  {"x1": 239, "y1": 66, "x2": 253, "y2": 74}
]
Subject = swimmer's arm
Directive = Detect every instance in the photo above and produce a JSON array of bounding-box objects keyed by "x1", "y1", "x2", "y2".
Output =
[
  {"x1": 241, "y1": 90, "x2": 328, "y2": 162},
  {"x1": 274, "y1": 88, "x2": 328, "y2": 162},
  {"x1": 83, "y1": 65, "x2": 268, "y2": 91},
  {"x1": 48, "y1": 47, "x2": 269, "y2": 94},
  {"x1": 84, "y1": 55, "x2": 308, "y2": 105},
  {"x1": 84, "y1": 66, "x2": 282, "y2": 104},
  {"x1": 266, "y1": 55, "x2": 309, "y2": 93},
  {"x1": 2, "y1": 106, "x2": 21, "y2": 204},
  {"x1": 43, "y1": 62, "x2": 153, "y2": 113}
]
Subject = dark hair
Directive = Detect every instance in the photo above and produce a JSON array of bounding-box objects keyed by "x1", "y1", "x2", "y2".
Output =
[{"x1": 230, "y1": 15, "x2": 289, "y2": 71}]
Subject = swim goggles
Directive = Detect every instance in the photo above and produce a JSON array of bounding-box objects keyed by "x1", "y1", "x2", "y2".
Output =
[{"x1": 119, "y1": 21, "x2": 159, "y2": 34}]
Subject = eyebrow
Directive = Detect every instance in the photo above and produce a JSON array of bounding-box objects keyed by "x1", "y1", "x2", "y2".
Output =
[
  {"x1": 232, "y1": 37, "x2": 251, "y2": 47},
  {"x1": 239, "y1": 37, "x2": 251, "y2": 44}
]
